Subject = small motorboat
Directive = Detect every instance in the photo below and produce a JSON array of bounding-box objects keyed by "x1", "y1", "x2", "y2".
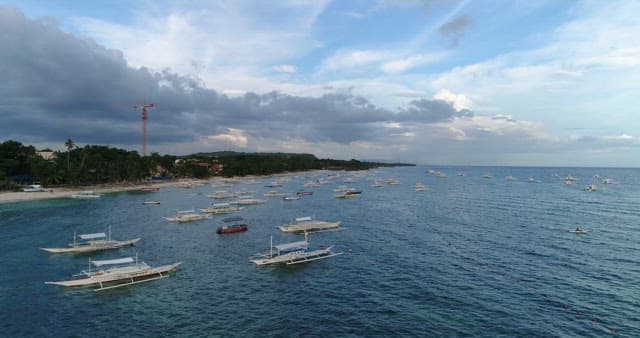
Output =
[
  {"x1": 143, "y1": 201, "x2": 161, "y2": 205},
  {"x1": 570, "y1": 228, "x2": 588, "y2": 234}
]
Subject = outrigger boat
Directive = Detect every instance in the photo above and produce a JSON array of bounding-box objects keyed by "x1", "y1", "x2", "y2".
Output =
[
  {"x1": 70, "y1": 191, "x2": 102, "y2": 199},
  {"x1": 229, "y1": 196, "x2": 267, "y2": 205},
  {"x1": 279, "y1": 216, "x2": 341, "y2": 233},
  {"x1": 41, "y1": 226, "x2": 140, "y2": 254},
  {"x1": 334, "y1": 189, "x2": 361, "y2": 199},
  {"x1": 250, "y1": 233, "x2": 343, "y2": 266},
  {"x1": 217, "y1": 216, "x2": 249, "y2": 234},
  {"x1": 200, "y1": 202, "x2": 242, "y2": 214},
  {"x1": 45, "y1": 254, "x2": 181, "y2": 291},
  {"x1": 164, "y1": 209, "x2": 211, "y2": 223}
]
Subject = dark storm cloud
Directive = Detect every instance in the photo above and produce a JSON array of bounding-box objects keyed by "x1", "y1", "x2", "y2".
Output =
[
  {"x1": 0, "y1": 5, "x2": 469, "y2": 149},
  {"x1": 438, "y1": 15, "x2": 470, "y2": 47},
  {"x1": 398, "y1": 98, "x2": 473, "y2": 123}
]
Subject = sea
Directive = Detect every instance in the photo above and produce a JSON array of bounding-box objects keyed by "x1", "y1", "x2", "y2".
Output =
[{"x1": 1, "y1": 166, "x2": 639, "y2": 337}]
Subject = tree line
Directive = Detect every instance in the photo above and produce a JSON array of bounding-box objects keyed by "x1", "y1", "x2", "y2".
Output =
[{"x1": 0, "y1": 140, "x2": 413, "y2": 190}]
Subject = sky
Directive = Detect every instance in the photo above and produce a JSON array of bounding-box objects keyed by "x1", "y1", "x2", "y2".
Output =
[{"x1": 1, "y1": 0, "x2": 640, "y2": 166}]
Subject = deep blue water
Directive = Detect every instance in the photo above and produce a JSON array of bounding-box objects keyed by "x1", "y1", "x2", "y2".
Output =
[{"x1": 1, "y1": 166, "x2": 639, "y2": 337}]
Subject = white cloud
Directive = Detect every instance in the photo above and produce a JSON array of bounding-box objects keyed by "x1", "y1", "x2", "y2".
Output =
[
  {"x1": 380, "y1": 53, "x2": 446, "y2": 74},
  {"x1": 273, "y1": 64, "x2": 298, "y2": 74},
  {"x1": 320, "y1": 50, "x2": 389, "y2": 72},
  {"x1": 207, "y1": 128, "x2": 249, "y2": 148},
  {"x1": 433, "y1": 89, "x2": 472, "y2": 111}
]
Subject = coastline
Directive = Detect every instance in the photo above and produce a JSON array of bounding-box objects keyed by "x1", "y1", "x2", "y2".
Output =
[
  {"x1": 0, "y1": 169, "x2": 338, "y2": 205},
  {"x1": 0, "y1": 180, "x2": 189, "y2": 205}
]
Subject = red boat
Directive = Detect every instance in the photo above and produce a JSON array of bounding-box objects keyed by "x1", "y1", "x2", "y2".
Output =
[{"x1": 217, "y1": 216, "x2": 249, "y2": 234}]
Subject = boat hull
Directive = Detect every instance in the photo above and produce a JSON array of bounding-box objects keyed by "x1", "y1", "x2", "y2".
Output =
[
  {"x1": 279, "y1": 221, "x2": 341, "y2": 233},
  {"x1": 216, "y1": 225, "x2": 248, "y2": 234},
  {"x1": 251, "y1": 248, "x2": 341, "y2": 266},
  {"x1": 41, "y1": 238, "x2": 141, "y2": 253},
  {"x1": 46, "y1": 262, "x2": 181, "y2": 289}
]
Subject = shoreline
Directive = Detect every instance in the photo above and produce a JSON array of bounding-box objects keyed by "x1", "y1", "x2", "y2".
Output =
[
  {"x1": 0, "y1": 180, "x2": 191, "y2": 205},
  {"x1": 0, "y1": 169, "x2": 342, "y2": 205}
]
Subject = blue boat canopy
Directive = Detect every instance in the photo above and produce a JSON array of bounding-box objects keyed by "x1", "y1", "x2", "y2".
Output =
[{"x1": 222, "y1": 216, "x2": 244, "y2": 223}]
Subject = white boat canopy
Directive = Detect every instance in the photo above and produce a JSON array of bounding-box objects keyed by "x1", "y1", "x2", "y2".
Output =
[
  {"x1": 213, "y1": 203, "x2": 230, "y2": 207},
  {"x1": 274, "y1": 241, "x2": 308, "y2": 252},
  {"x1": 92, "y1": 257, "x2": 135, "y2": 267},
  {"x1": 295, "y1": 216, "x2": 312, "y2": 222},
  {"x1": 79, "y1": 233, "x2": 107, "y2": 240}
]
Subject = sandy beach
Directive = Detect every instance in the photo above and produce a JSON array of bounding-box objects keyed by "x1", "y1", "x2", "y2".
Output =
[
  {"x1": 0, "y1": 170, "x2": 329, "y2": 205},
  {"x1": 0, "y1": 180, "x2": 198, "y2": 204}
]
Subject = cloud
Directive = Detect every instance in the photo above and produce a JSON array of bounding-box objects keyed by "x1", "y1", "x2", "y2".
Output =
[
  {"x1": 438, "y1": 15, "x2": 470, "y2": 47},
  {"x1": 207, "y1": 128, "x2": 249, "y2": 148},
  {"x1": 432, "y1": 89, "x2": 472, "y2": 111},
  {"x1": 320, "y1": 50, "x2": 389, "y2": 72},
  {"x1": 272, "y1": 65, "x2": 298, "y2": 74},
  {"x1": 380, "y1": 53, "x2": 446, "y2": 74}
]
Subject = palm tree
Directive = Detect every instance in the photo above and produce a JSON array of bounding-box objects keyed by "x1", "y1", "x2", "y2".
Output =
[{"x1": 64, "y1": 138, "x2": 75, "y2": 184}]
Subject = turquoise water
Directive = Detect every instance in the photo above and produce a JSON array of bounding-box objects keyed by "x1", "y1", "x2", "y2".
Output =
[{"x1": 1, "y1": 166, "x2": 639, "y2": 337}]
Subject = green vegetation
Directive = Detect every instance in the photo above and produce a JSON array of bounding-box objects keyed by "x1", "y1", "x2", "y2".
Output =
[{"x1": 0, "y1": 140, "x2": 413, "y2": 190}]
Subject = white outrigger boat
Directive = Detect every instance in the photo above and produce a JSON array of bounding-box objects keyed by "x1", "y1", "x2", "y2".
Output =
[
  {"x1": 45, "y1": 255, "x2": 181, "y2": 291},
  {"x1": 250, "y1": 233, "x2": 343, "y2": 266},
  {"x1": 200, "y1": 202, "x2": 243, "y2": 214},
  {"x1": 229, "y1": 196, "x2": 267, "y2": 206},
  {"x1": 40, "y1": 226, "x2": 140, "y2": 253},
  {"x1": 163, "y1": 209, "x2": 212, "y2": 223},
  {"x1": 70, "y1": 190, "x2": 102, "y2": 199},
  {"x1": 279, "y1": 216, "x2": 341, "y2": 233}
]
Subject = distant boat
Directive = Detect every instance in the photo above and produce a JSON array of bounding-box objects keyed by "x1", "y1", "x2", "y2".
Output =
[
  {"x1": 164, "y1": 209, "x2": 211, "y2": 223},
  {"x1": 506, "y1": 175, "x2": 516, "y2": 181},
  {"x1": 386, "y1": 178, "x2": 400, "y2": 185},
  {"x1": 601, "y1": 178, "x2": 614, "y2": 184},
  {"x1": 41, "y1": 226, "x2": 140, "y2": 253},
  {"x1": 230, "y1": 196, "x2": 267, "y2": 205},
  {"x1": 528, "y1": 177, "x2": 535, "y2": 182},
  {"x1": 200, "y1": 203, "x2": 242, "y2": 214},
  {"x1": 143, "y1": 201, "x2": 161, "y2": 205},
  {"x1": 139, "y1": 186, "x2": 160, "y2": 192},
  {"x1": 217, "y1": 216, "x2": 248, "y2": 234},
  {"x1": 414, "y1": 183, "x2": 427, "y2": 191},
  {"x1": 456, "y1": 172, "x2": 465, "y2": 177},
  {"x1": 585, "y1": 184, "x2": 597, "y2": 192},
  {"x1": 482, "y1": 173, "x2": 492, "y2": 179},
  {"x1": 279, "y1": 216, "x2": 341, "y2": 233},
  {"x1": 335, "y1": 189, "x2": 361, "y2": 199},
  {"x1": 570, "y1": 228, "x2": 588, "y2": 234},
  {"x1": 296, "y1": 191, "x2": 313, "y2": 196},
  {"x1": 207, "y1": 190, "x2": 233, "y2": 199},
  {"x1": 264, "y1": 190, "x2": 286, "y2": 197},
  {"x1": 283, "y1": 196, "x2": 300, "y2": 201},
  {"x1": 71, "y1": 191, "x2": 101, "y2": 199},
  {"x1": 23, "y1": 184, "x2": 48, "y2": 192}
]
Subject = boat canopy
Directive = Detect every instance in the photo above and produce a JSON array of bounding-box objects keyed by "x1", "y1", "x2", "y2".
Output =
[
  {"x1": 79, "y1": 232, "x2": 107, "y2": 240},
  {"x1": 92, "y1": 257, "x2": 135, "y2": 267},
  {"x1": 274, "y1": 241, "x2": 308, "y2": 252},
  {"x1": 213, "y1": 203, "x2": 230, "y2": 207},
  {"x1": 222, "y1": 216, "x2": 244, "y2": 223},
  {"x1": 295, "y1": 216, "x2": 312, "y2": 222},
  {"x1": 177, "y1": 209, "x2": 195, "y2": 214}
]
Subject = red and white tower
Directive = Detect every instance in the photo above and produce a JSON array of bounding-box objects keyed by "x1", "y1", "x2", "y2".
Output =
[{"x1": 133, "y1": 103, "x2": 154, "y2": 156}]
